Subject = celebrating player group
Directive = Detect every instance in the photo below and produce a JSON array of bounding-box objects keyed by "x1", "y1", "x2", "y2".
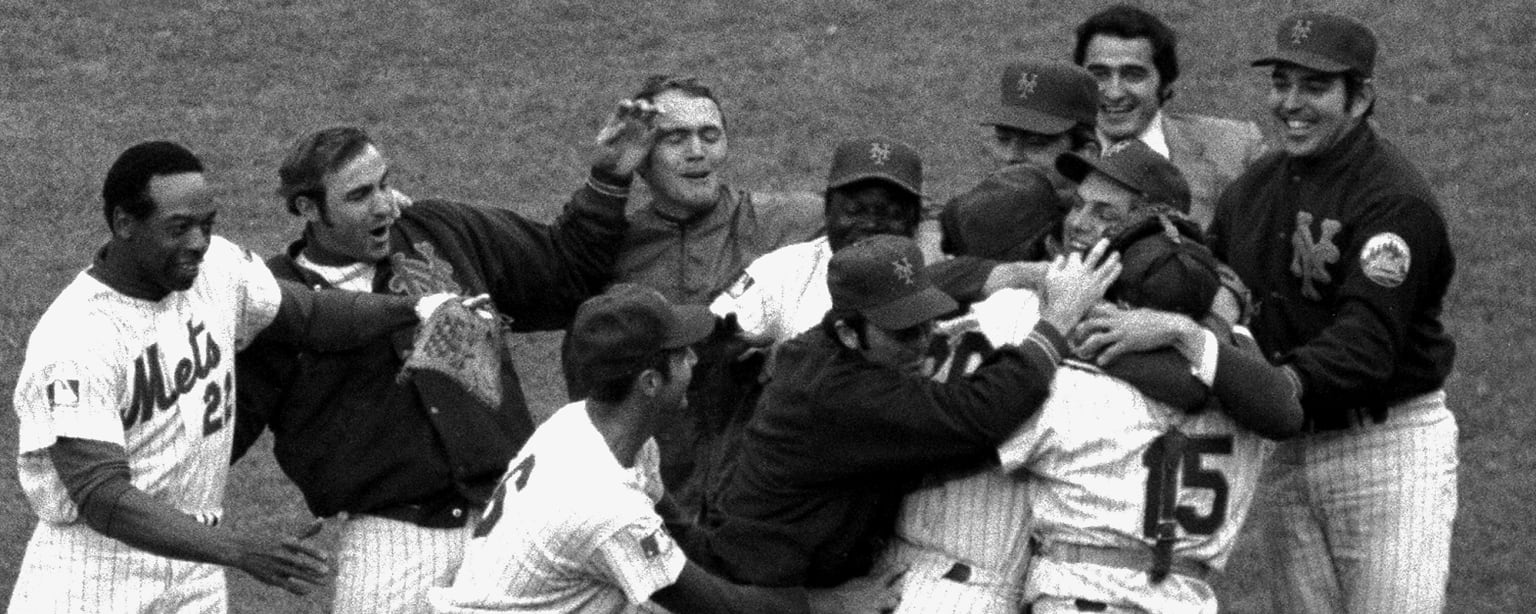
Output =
[{"x1": 10, "y1": 5, "x2": 1458, "y2": 614}]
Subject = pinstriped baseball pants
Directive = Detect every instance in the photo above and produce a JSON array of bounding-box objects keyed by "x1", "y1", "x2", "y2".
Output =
[
  {"x1": 1260, "y1": 391, "x2": 1457, "y2": 614},
  {"x1": 332, "y1": 513, "x2": 479, "y2": 614},
  {"x1": 8, "y1": 522, "x2": 224, "y2": 614}
]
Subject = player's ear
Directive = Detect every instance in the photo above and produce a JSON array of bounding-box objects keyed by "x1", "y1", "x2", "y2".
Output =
[
  {"x1": 833, "y1": 320, "x2": 861, "y2": 351},
  {"x1": 110, "y1": 205, "x2": 138, "y2": 240},
  {"x1": 636, "y1": 368, "x2": 662, "y2": 398},
  {"x1": 1348, "y1": 80, "x2": 1375, "y2": 120},
  {"x1": 294, "y1": 194, "x2": 325, "y2": 225}
]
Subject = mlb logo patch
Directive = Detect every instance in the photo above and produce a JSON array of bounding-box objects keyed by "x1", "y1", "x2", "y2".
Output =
[{"x1": 47, "y1": 379, "x2": 80, "y2": 408}]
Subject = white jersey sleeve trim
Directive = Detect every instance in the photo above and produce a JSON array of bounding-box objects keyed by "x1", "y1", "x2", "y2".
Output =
[
  {"x1": 589, "y1": 520, "x2": 687, "y2": 605},
  {"x1": 1193, "y1": 329, "x2": 1219, "y2": 387}
]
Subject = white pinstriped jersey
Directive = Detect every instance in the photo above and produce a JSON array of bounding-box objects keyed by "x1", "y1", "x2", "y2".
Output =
[
  {"x1": 889, "y1": 288, "x2": 1041, "y2": 577},
  {"x1": 9, "y1": 237, "x2": 280, "y2": 614},
  {"x1": 431, "y1": 402, "x2": 686, "y2": 614},
  {"x1": 709, "y1": 237, "x2": 830, "y2": 345},
  {"x1": 999, "y1": 364, "x2": 1274, "y2": 612},
  {"x1": 14, "y1": 236, "x2": 280, "y2": 524}
]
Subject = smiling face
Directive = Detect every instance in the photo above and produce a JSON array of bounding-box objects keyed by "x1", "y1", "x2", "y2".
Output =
[
  {"x1": 1268, "y1": 63, "x2": 1367, "y2": 158},
  {"x1": 300, "y1": 144, "x2": 404, "y2": 264},
  {"x1": 118, "y1": 172, "x2": 219, "y2": 294},
  {"x1": 640, "y1": 89, "x2": 728, "y2": 217},
  {"x1": 1062, "y1": 171, "x2": 1139, "y2": 253},
  {"x1": 825, "y1": 181, "x2": 920, "y2": 252},
  {"x1": 1084, "y1": 35, "x2": 1165, "y2": 143}
]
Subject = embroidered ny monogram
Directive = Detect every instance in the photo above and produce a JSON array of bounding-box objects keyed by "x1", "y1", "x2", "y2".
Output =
[{"x1": 1289, "y1": 211, "x2": 1342, "y2": 300}]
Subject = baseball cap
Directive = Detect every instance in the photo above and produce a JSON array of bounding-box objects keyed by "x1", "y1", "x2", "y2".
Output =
[
  {"x1": 1056, "y1": 140, "x2": 1192, "y2": 213},
  {"x1": 569, "y1": 283, "x2": 714, "y2": 381},
  {"x1": 1252, "y1": 11, "x2": 1377, "y2": 77},
  {"x1": 939, "y1": 163, "x2": 1065, "y2": 261},
  {"x1": 1108, "y1": 216, "x2": 1220, "y2": 319},
  {"x1": 827, "y1": 234, "x2": 957, "y2": 330},
  {"x1": 827, "y1": 136, "x2": 923, "y2": 198},
  {"x1": 983, "y1": 60, "x2": 1098, "y2": 134}
]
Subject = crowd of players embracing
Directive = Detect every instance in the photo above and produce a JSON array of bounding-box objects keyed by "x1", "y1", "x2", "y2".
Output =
[{"x1": 10, "y1": 5, "x2": 1460, "y2": 614}]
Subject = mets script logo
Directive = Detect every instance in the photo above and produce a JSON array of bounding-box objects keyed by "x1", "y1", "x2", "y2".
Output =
[
  {"x1": 1289, "y1": 211, "x2": 1342, "y2": 300},
  {"x1": 124, "y1": 320, "x2": 232, "y2": 436},
  {"x1": 388, "y1": 241, "x2": 463, "y2": 296}
]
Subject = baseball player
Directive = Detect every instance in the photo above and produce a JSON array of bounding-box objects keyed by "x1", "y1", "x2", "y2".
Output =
[
  {"x1": 710, "y1": 135, "x2": 926, "y2": 347},
  {"x1": 691, "y1": 234, "x2": 1118, "y2": 593},
  {"x1": 9, "y1": 141, "x2": 445, "y2": 613},
  {"x1": 431, "y1": 284, "x2": 873, "y2": 614},
  {"x1": 233, "y1": 101, "x2": 659, "y2": 614},
  {"x1": 883, "y1": 142, "x2": 1296, "y2": 613},
  {"x1": 875, "y1": 59, "x2": 1099, "y2": 614},
  {"x1": 1004, "y1": 223, "x2": 1302, "y2": 614},
  {"x1": 566, "y1": 74, "x2": 825, "y2": 523},
  {"x1": 1207, "y1": 13, "x2": 1459, "y2": 612},
  {"x1": 929, "y1": 59, "x2": 1098, "y2": 298}
]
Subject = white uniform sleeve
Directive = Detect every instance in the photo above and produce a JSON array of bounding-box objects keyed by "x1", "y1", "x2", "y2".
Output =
[
  {"x1": 1193, "y1": 329, "x2": 1219, "y2": 387},
  {"x1": 13, "y1": 339, "x2": 122, "y2": 523},
  {"x1": 710, "y1": 255, "x2": 783, "y2": 344},
  {"x1": 14, "y1": 345, "x2": 125, "y2": 452},
  {"x1": 971, "y1": 288, "x2": 1041, "y2": 347},
  {"x1": 214, "y1": 237, "x2": 281, "y2": 350},
  {"x1": 588, "y1": 521, "x2": 687, "y2": 605},
  {"x1": 997, "y1": 367, "x2": 1085, "y2": 473},
  {"x1": 997, "y1": 409, "x2": 1050, "y2": 475}
]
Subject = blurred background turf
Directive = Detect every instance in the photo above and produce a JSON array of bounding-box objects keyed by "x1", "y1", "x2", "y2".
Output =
[{"x1": 1, "y1": 0, "x2": 1531, "y2": 611}]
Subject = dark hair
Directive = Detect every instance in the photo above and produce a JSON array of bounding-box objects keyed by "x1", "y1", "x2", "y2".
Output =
[
  {"x1": 1073, "y1": 5, "x2": 1180, "y2": 101},
  {"x1": 585, "y1": 348, "x2": 679, "y2": 404},
  {"x1": 1343, "y1": 72, "x2": 1376, "y2": 118},
  {"x1": 632, "y1": 74, "x2": 727, "y2": 129},
  {"x1": 277, "y1": 126, "x2": 375, "y2": 219},
  {"x1": 819, "y1": 308, "x2": 869, "y2": 349},
  {"x1": 101, "y1": 141, "x2": 205, "y2": 231}
]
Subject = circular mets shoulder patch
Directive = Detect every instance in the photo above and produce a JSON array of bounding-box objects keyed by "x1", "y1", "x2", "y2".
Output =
[{"x1": 1360, "y1": 232, "x2": 1411, "y2": 288}]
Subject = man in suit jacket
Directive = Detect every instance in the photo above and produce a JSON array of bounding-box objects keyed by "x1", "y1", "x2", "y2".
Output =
[{"x1": 1073, "y1": 4, "x2": 1266, "y2": 230}]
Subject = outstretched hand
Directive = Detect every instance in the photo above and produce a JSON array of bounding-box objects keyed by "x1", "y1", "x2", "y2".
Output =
[
  {"x1": 232, "y1": 529, "x2": 331, "y2": 596},
  {"x1": 1037, "y1": 239, "x2": 1121, "y2": 334},
  {"x1": 592, "y1": 98, "x2": 661, "y2": 176}
]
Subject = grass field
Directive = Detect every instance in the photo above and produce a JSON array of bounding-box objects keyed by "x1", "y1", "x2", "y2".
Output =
[{"x1": 2, "y1": 0, "x2": 1532, "y2": 611}]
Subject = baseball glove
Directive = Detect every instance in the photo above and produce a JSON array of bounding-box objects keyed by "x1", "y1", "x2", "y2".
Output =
[{"x1": 397, "y1": 300, "x2": 508, "y2": 409}]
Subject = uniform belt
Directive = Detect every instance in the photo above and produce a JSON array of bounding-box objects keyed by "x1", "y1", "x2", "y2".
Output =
[
  {"x1": 362, "y1": 498, "x2": 476, "y2": 529},
  {"x1": 1303, "y1": 390, "x2": 1444, "y2": 433},
  {"x1": 891, "y1": 541, "x2": 1025, "y2": 591},
  {"x1": 1031, "y1": 539, "x2": 1210, "y2": 581}
]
